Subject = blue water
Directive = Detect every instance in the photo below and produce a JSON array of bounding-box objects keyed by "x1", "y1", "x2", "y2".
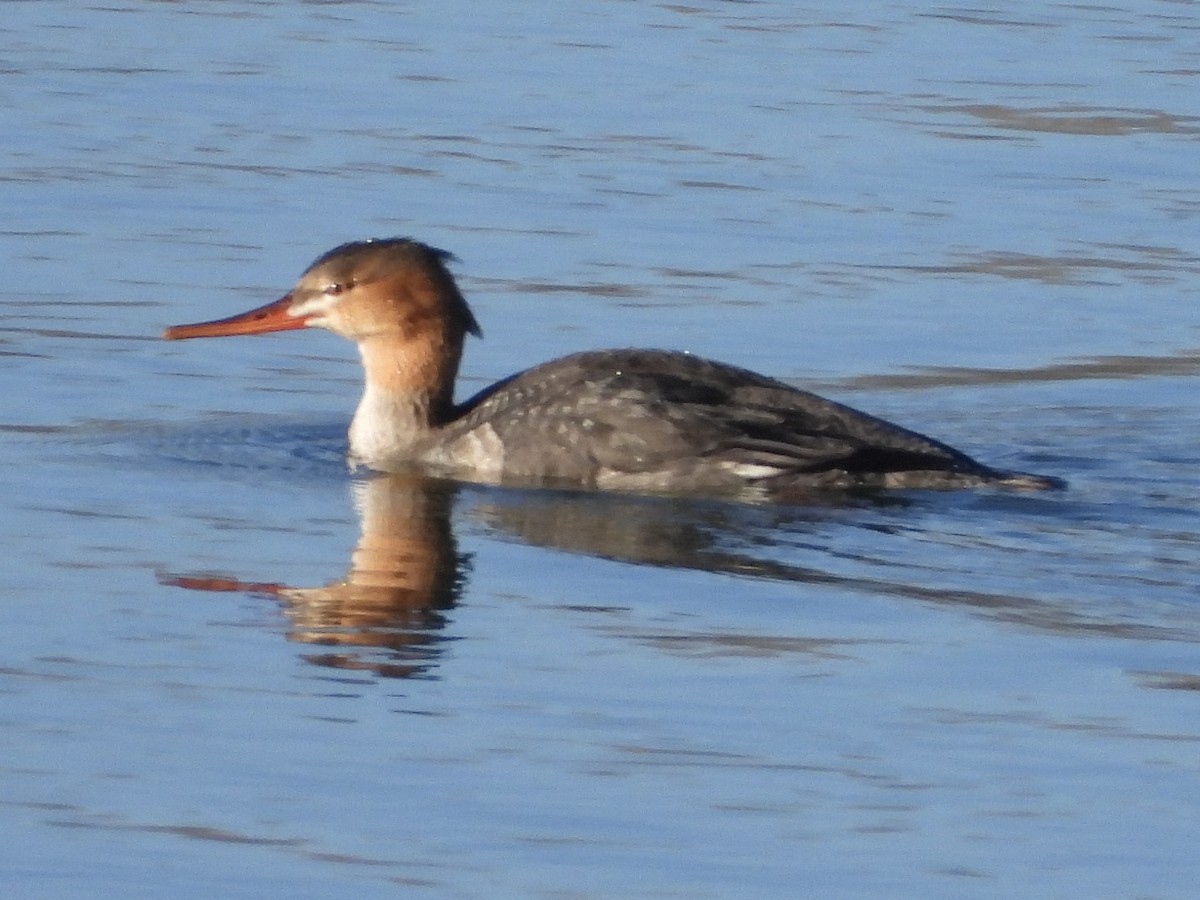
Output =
[{"x1": 3, "y1": 2, "x2": 1200, "y2": 897}]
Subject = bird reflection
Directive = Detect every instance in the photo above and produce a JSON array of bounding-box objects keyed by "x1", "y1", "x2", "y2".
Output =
[
  {"x1": 160, "y1": 472, "x2": 868, "y2": 679},
  {"x1": 163, "y1": 473, "x2": 1127, "y2": 680},
  {"x1": 289, "y1": 472, "x2": 466, "y2": 678},
  {"x1": 162, "y1": 472, "x2": 467, "y2": 679}
]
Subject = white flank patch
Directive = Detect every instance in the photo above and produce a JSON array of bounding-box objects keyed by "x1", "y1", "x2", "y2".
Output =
[
  {"x1": 722, "y1": 462, "x2": 779, "y2": 480},
  {"x1": 427, "y1": 427, "x2": 505, "y2": 476}
]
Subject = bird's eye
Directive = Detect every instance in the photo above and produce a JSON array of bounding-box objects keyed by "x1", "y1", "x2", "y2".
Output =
[{"x1": 323, "y1": 283, "x2": 345, "y2": 296}]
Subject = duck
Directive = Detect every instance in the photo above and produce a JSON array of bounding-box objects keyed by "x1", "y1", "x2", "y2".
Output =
[{"x1": 163, "y1": 238, "x2": 1063, "y2": 498}]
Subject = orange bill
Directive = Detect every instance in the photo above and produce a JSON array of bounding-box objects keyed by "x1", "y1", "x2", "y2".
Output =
[
  {"x1": 162, "y1": 294, "x2": 308, "y2": 340},
  {"x1": 158, "y1": 571, "x2": 284, "y2": 595}
]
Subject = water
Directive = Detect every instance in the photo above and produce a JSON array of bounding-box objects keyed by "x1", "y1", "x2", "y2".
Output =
[{"x1": 3, "y1": 2, "x2": 1199, "y2": 897}]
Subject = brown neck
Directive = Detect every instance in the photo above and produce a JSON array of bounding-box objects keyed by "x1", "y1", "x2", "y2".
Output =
[
  {"x1": 347, "y1": 330, "x2": 467, "y2": 466},
  {"x1": 357, "y1": 331, "x2": 464, "y2": 425}
]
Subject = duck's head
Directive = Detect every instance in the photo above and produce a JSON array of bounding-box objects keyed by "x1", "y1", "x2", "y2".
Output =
[{"x1": 163, "y1": 238, "x2": 482, "y2": 345}]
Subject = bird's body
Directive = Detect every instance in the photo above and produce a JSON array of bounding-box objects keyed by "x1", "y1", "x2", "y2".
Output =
[{"x1": 163, "y1": 238, "x2": 1063, "y2": 499}]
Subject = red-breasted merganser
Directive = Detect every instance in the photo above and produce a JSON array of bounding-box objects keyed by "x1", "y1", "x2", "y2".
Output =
[{"x1": 163, "y1": 238, "x2": 1063, "y2": 497}]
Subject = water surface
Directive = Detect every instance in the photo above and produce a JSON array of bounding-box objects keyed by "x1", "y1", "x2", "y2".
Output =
[{"x1": 2, "y1": 2, "x2": 1199, "y2": 898}]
